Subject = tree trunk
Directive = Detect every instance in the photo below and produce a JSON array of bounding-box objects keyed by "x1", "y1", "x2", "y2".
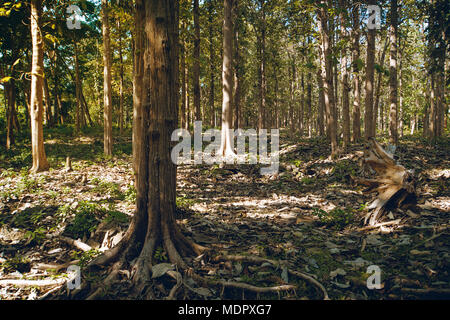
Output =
[
  {"x1": 88, "y1": 2, "x2": 204, "y2": 298},
  {"x1": 258, "y1": 0, "x2": 266, "y2": 130},
  {"x1": 30, "y1": 0, "x2": 49, "y2": 173},
  {"x1": 218, "y1": 0, "x2": 235, "y2": 157},
  {"x1": 351, "y1": 4, "x2": 361, "y2": 142},
  {"x1": 43, "y1": 76, "x2": 52, "y2": 126},
  {"x1": 5, "y1": 80, "x2": 16, "y2": 149},
  {"x1": 374, "y1": 36, "x2": 389, "y2": 135},
  {"x1": 365, "y1": 0, "x2": 376, "y2": 139},
  {"x1": 180, "y1": 25, "x2": 187, "y2": 130},
  {"x1": 233, "y1": 1, "x2": 241, "y2": 130},
  {"x1": 317, "y1": 68, "x2": 325, "y2": 136},
  {"x1": 102, "y1": 0, "x2": 113, "y2": 156},
  {"x1": 208, "y1": 1, "x2": 215, "y2": 127},
  {"x1": 193, "y1": 0, "x2": 201, "y2": 121},
  {"x1": 389, "y1": 0, "x2": 398, "y2": 146},
  {"x1": 118, "y1": 20, "x2": 124, "y2": 134},
  {"x1": 340, "y1": 0, "x2": 350, "y2": 150},
  {"x1": 318, "y1": 1, "x2": 338, "y2": 157},
  {"x1": 74, "y1": 42, "x2": 82, "y2": 132}
]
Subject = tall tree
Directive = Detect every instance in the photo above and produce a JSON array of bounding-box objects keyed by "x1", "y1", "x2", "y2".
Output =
[
  {"x1": 102, "y1": 0, "x2": 113, "y2": 156},
  {"x1": 318, "y1": 0, "x2": 338, "y2": 157},
  {"x1": 193, "y1": 0, "x2": 201, "y2": 121},
  {"x1": 339, "y1": 0, "x2": 350, "y2": 149},
  {"x1": 218, "y1": 0, "x2": 235, "y2": 157},
  {"x1": 389, "y1": 0, "x2": 399, "y2": 146},
  {"x1": 90, "y1": 0, "x2": 204, "y2": 297},
  {"x1": 365, "y1": 0, "x2": 376, "y2": 139},
  {"x1": 351, "y1": 3, "x2": 361, "y2": 142},
  {"x1": 30, "y1": 0, "x2": 49, "y2": 173}
]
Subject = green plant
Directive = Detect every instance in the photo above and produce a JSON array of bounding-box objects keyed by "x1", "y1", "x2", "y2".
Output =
[
  {"x1": 1, "y1": 256, "x2": 31, "y2": 274},
  {"x1": 124, "y1": 184, "x2": 136, "y2": 203},
  {"x1": 104, "y1": 210, "x2": 129, "y2": 225},
  {"x1": 70, "y1": 249, "x2": 101, "y2": 268},
  {"x1": 312, "y1": 207, "x2": 356, "y2": 230},
  {"x1": 24, "y1": 227, "x2": 46, "y2": 245},
  {"x1": 64, "y1": 201, "x2": 102, "y2": 239},
  {"x1": 153, "y1": 246, "x2": 168, "y2": 263}
]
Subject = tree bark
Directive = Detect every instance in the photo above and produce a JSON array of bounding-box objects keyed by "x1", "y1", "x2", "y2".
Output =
[
  {"x1": 318, "y1": 1, "x2": 338, "y2": 157},
  {"x1": 193, "y1": 0, "x2": 201, "y2": 121},
  {"x1": 30, "y1": 0, "x2": 49, "y2": 173},
  {"x1": 351, "y1": 4, "x2": 361, "y2": 142},
  {"x1": 208, "y1": 0, "x2": 216, "y2": 128},
  {"x1": 365, "y1": 0, "x2": 376, "y2": 139},
  {"x1": 5, "y1": 80, "x2": 16, "y2": 149},
  {"x1": 102, "y1": 0, "x2": 113, "y2": 156},
  {"x1": 340, "y1": 0, "x2": 350, "y2": 150},
  {"x1": 389, "y1": 0, "x2": 398, "y2": 146},
  {"x1": 218, "y1": 0, "x2": 235, "y2": 157}
]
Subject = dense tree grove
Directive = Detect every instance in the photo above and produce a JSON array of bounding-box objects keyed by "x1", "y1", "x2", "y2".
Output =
[{"x1": 0, "y1": 0, "x2": 447, "y2": 154}]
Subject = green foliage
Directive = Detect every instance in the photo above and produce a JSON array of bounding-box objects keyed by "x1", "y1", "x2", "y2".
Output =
[
  {"x1": 176, "y1": 196, "x2": 195, "y2": 210},
  {"x1": 312, "y1": 207, "x2": 356, "y2": 230},
  {"x1": 64, "y1": 201, "x2": 103, "y2": 239},
  {"x1": 70, "y1": 249, "x2": 101, "y2": 268},
  {"x1": 124, "y1": 184, "x2": 136, "y2": 203},
  {"x1": 333, "y1": 160, "x2": 357, "y2": 182},
  {"x1": 0, "y1": 255, "x2": 30, "y2": 274},
  {"x1": 153, "y1": 247, "x2": 168, "y2": 263},
  {"x1": 91, "y1": 179, "x2": 124, "y2": 200},
  {"x1": 24, "y1": 227, "x2": 46, "y2": 245},
  {"x1": 104, "y1": 210, "x2": 129, "y2": 226}
]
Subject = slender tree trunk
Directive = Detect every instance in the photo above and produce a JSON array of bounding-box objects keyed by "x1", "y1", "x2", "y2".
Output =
[
  {"x1": 317, "y1": 68, "x2": 325, "y2": 136},
  {"x1": 118, "y1": 20, "x2": 124, "y2": 134},
  {"x1": 74, "y1": 42, "x2": 82, "y2": 132},
  {"x1": 233, "y1": 0, "x2": 241, "y2": 130},
  {"x1": 374, "y1": 36, "x2": 389, "y2": 134},
  {"x1": 5, "y1": 80, "x2": 16, "y2": 149},
  {"x1": 389, "y1": 0, "x2": 398, "y2": 146},
  {"x1": 351, "y1": 4, "x2": 361, "y2": 142},
  {"x1": 208, "y1": 1, "x2": 215, "y2": 127},
  {"x1": 43, "y1": 76, "x2": 52, "y2": 126},
  {"x1": 318, "y1": 1, "x2": 338, "y2": 157},
  {"x1": 193, "y1": 0, "x2": 201, "y2": 121},
  {"x1": 180, "y1": 26, "x2": 187, "y2": 130},
  {"x1": 340, "y1": 0, "x2": 350, "y2": 149},
  {"x1": 365, "y1": 0, "x2": 376, "y2": 139},
  {"x1": 102, "y1": 0, "x2": 113, "y2": 156},
  {"x1": 258, "y1": 0, "x2": 266, "y2": 130},
  {"x1": 30, "y1": 0, "x2": 49, "y2": 173},
  {"x1": 218, "y1": 0, "x2": 235, "y2": 157}
]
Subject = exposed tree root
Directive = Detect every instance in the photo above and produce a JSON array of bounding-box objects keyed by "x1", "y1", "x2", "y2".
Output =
[
  {"x1": 356, "y1": 138, "x2": 417, "y2": 226},
  {"x1": 213, "y1": 254, "x2": 329, "y2": 300}
]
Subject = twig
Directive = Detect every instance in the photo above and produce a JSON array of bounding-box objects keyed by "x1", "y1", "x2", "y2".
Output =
[
  {"x1": 0, "y1": 278, "x2": 67, "y2": 288},
  {"x1": 357, "y1": 219, "x2": 402, "y2": 231}
]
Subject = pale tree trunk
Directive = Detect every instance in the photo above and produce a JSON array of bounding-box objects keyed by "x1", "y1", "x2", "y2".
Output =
[
  {"x1": 374, "y1": 36, "x2": 389, "y2": 134},
  {"x1": 30, "y1": 0, "x2": 49, "y2": 173},
  {"x1": 193, "y1": 0, "x2": 201, "y2": 121},
  {"x1": 43, "y1": 76, "x2": 52, "y2": 126},
  {"x1": 208, "y1": 1, "x2": 215, "y2": 127},
  {"x1": 258, "y1": 0, "x2": 266, "y2": 130},
  {"x1": 180, "y1": 26, "x2": 187, "y2": 129},
  {"x1": 289, "y1": 55, "x2": 295, "y2": 134},
  {"x1": 102, "y1": 0, "x2": 113, "y2": 156},
  {"x1": 339, "y1": 0, "x2": 350, "y2": 150},
  {"x1": 389, "y1": 0, "x2": 398, "y2": 146},
  {"x1": 317, "y1": 68, "x2": 325, "y2": 136},
  {"x1": 351, "y1": 4, "x2": 361, "y2": 142},
  {"x1": 118, "y1": 20, "x2": 124, "y2": 134},
  {"x1": 365, "y1": 0, "x2": 376, "y2": 139},
  {"x1": 318, "y1": 1, "x2": 338, "y2": 157},
  {"x1": 306, "y1": 70, "x2": 312, "y2": 137},
  {"x1": 218, "y1": 0, "x2": 235, "y2": 157},
  {"x1": 74, "y1": 42, "x2": 82, "y2": 132},
  {"x1": 233, "y1": 0, "x2": 241, "y2": 130},
  {"x1": 5, "y1": 80, "x2": 16, "y2": 149}
]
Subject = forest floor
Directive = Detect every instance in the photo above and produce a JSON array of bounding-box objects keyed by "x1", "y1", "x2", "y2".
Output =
[{"x1": 0, "y1": 127, "x2": 449, "y2": 300}]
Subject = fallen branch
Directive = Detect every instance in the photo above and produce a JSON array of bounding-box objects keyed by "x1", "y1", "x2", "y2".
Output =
[
  {"x1": 357, "y1": 219, "x2": 402, "y2": 231},
  {"x1": 45, "y1": 234, "x2": 92, "y2": 252},
  {"x1": 0, "y1": 278, "x2": 67, "y2": 288}
]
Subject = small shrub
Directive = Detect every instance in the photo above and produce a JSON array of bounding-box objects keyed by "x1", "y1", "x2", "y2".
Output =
[
  {"x1": 312, "y1": 207, "x2": 356, "y2": 230},
  {"x1": 64, "y1": 201, "x2": 103, "y2": 239}
]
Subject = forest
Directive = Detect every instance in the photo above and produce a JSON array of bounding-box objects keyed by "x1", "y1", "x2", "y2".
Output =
[{"x1": 0, "y1": 0, "x2": 448, "y2": 301}]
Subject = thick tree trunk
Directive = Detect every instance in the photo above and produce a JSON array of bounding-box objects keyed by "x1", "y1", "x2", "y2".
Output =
[
  {"x1": 118, "y1": 21, "x2": 124, "y2": 134},
  {"x1": 351, "y1": 4, "x2": 361, "y2": 142},
  {"x1": 180, "y1": 28, "x2": 187, "y2": 130},
  {"x1": 30, "y1": 0, "x2": 49, "y2": 173},
  {"x1": 193, "y1": 0, "x2": 201, "y2": 121},
  {"x1": 233, "y1": 2, "x2": 241, "y2": 130},
  {"x1": 102, "y1": 0, "x2": 113, "y2": 156},
  {"x1": 389, "y1": 0, "x2": 398, "y2": 146}
]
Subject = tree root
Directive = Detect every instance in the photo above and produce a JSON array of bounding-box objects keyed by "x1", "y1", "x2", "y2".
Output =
[{"x1": 212, "y1": 254, "x2": 329, "y2": 300}]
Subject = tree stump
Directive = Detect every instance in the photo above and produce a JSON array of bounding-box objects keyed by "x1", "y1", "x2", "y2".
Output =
[{"x1": 356, "y1": 138, "x2": 417, "y2": 226}]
